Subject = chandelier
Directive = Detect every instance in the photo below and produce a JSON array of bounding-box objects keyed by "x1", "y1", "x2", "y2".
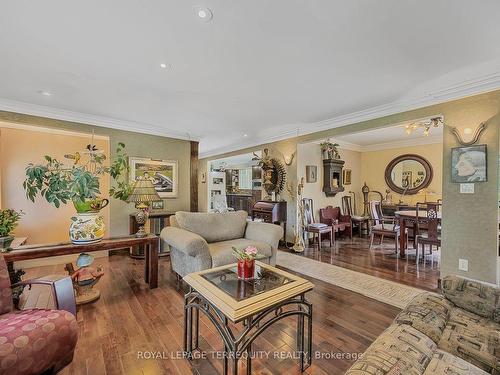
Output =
[{"x1": 404, "y1": 116, "x2": 443, "y2": 137}]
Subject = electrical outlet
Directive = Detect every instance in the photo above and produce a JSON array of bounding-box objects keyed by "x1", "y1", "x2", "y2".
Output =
[{"x1": 458, "y1": 259, "x2": 469, "y2": 271}]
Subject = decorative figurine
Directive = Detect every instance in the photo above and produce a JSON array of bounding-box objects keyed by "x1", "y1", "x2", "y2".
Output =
[{"x1": 65, "y1": 253, "x2": 104, "y2": 305}]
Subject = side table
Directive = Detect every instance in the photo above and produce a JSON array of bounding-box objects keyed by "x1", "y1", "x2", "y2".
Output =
[{"x1": 183, "y1": 262, "x2": 314, "y2": 374}]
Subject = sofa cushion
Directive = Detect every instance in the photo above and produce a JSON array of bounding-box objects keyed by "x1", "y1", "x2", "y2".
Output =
[
  {"x1": 0, "y1": 309, "x2": 78, "y2": 375},
  {"x1": 175, "y1": 211, "x2": 248, "y2": 243},
  {"x1": 437, "y1": 307, "x2": 500, "y2": 373},
  {"x1": 423, "y1": 350, "x2": 489, "y2": 375},
  {"x1": 208, "y1": 239, "x2": 272, "y2": 268},
  {"x1": 441, "y1": 275, "x2": 500, "y2": 323},
  {"x1": 395, "y1": 293, "x2": 453, "y2": 343},
  {"x1": 345, "y1": 323, "x2": 437, "y2": 375}
]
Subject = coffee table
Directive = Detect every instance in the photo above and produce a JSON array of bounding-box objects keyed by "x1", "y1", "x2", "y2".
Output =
[{"x1": 183, "y1": 261, "x2": 314, "y2": 375}]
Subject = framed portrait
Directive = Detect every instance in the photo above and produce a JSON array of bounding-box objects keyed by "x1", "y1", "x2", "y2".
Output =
[
  {"x1": 129, "y1": 157, "x2": 178, "y2": 198},
  {"x1": 451, "y1": 145, "x2": 487, "y2": 183},
  {"x1": 305, "y1": 165, "x2": 317, "y2": 183},
  {"x1": 151, "y1": 200, "x2": 164, "y2": 210},
  {"x1": 343, "y1": 169, "x2": 352, "y2": 185}
]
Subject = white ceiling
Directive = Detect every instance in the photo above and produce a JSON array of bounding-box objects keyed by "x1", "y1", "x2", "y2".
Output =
[{"x1": 1, "y1": 1, "x2": 500, "y2": 157}]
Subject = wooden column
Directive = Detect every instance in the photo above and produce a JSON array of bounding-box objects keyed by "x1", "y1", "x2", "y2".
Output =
[{"x1": 190, "y1": 141, "x2": 199, "y2": 212}]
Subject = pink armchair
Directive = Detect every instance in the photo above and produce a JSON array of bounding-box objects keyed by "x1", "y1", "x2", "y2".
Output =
[{"x1": 0, "y1": 254, "x2": 78, "y2": 375}]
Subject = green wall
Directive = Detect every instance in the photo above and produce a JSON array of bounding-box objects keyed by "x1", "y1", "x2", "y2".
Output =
[
  {"x1": 0, "y1": 111, "x2": 191, "y2": 236},
  {"x1": 200, "y1": 90, "x2": 500, "y2": 284}
]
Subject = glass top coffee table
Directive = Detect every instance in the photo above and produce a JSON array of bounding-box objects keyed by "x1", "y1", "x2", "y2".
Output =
[{"x1": 183, "y1": 261, "x2": 314, "y2": 375}]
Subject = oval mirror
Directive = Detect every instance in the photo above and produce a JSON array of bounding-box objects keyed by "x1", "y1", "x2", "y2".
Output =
[{"x1": 384, "y1": 154, "x2": 433, "y2": 195}]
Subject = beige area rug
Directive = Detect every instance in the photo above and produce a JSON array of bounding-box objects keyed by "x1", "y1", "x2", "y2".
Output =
[{"x1": 276, "y1": 251, "x2": 428, "y2": 309}]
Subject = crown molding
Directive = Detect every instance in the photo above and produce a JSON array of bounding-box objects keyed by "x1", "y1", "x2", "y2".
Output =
[
  {"x1": 0, "y1": 98, "x2": 201, "y2": 142},
  {"x1": 0, "y1": 121, "x2": 110, "y2": 140},
  {"x1": 200, "y1": 71, "x2": 500, "y2": 158}
]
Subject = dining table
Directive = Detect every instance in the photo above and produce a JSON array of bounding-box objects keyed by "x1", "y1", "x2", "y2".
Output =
[{"x1": 394, "y1": 210, "x2": 442, "y2": 258}]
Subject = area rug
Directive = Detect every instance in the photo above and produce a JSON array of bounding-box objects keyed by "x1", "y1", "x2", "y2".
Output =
[{"x1": 276, "y1": 251, "x2": 428, "y2": 309}]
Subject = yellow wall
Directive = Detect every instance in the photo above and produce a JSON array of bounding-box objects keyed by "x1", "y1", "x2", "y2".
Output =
[
  {"x1": 360, "y1": 143, "x2": 443, "y2": 205},
  {"x1": 0, "y1": 126, "x2": 110, "y2": 244},
  {"x1": 297, "y1": 142, "x2": 362, "y2": 218}
]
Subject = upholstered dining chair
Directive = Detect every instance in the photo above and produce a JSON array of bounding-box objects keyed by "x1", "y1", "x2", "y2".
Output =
[
  {"x1": 0, "y1": 254, "x2": 78, "y2": 375},
  {"x1": 319, "y1": 205, "x2": 353, "y2": 240},
  {"x1": 369, "y1": 200, "x2": 403, "y2": 253},
  {"x1": 302, "y1": 198, "x2": 333, "y2": 250},
  {"x1": 415, "y1": 202, "x2": 441, "y2": 263},
  {"x1": 342, "y1": 193, "x2": 370, "y2": 237}
]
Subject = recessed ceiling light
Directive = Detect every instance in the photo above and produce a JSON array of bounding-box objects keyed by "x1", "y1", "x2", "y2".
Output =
[
  {"x1": 38, "y1": 90, "x2": 52, "y2": 97},
  {"x1": 193, "y1": 6, "x2": 213, "y2": 22},
  {"x1": 160, "y1": 63, "x2": 171, "y2": 69},
  {"x1": 243, "y1": 134, "x2": 248, "y2": 137}
]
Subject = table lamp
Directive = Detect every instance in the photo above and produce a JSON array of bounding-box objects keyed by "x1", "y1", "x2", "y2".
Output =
[{"x1": 126, "y1": 178, "x2": 161, "y2": 237}]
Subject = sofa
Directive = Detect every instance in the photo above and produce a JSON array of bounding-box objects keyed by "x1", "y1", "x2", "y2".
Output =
[
  {"x1": 0, "y1": 254, "x2": 78, "y2": 375},
  {"x1": 160, "y1": 210, "x2": 284, "y2": 277},
  {"x1": 346, "y1": 275, "x2": 500, "y2": 375}
]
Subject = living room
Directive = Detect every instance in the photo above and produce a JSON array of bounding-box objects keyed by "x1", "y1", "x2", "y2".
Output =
[{"x1": 0, "y1": 2, "x2": 499, "y2": 375}]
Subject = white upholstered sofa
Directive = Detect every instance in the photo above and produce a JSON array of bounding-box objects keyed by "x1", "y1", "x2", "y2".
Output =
[{"x1": 160, "y1": 210, "x2": 283, "y2": 277}]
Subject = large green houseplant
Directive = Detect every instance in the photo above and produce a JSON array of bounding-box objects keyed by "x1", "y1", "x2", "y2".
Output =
[
  {"x1": 23, "y1": 142, "x2": 131, "y2": 244},
  {"x1": 0, "y1": 209, "x2": 24, "y2": 251}
]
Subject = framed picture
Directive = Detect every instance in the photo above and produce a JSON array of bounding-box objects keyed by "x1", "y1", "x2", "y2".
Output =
[
  {"x1": 343, "y1": 169, "x2": 352, "y2": 185},
  {"x1": 305, "y1": 165, "x2": 317, "y2": 183},
  {"x1": 451, "y1": 145, "x2": 487, "y2": 183},
  {"x1": 129, "y1": 157, "x2": 178, "y2": 198},
  {"x1": 151, "y1": 200, "x2": 164, "y2": 210}
]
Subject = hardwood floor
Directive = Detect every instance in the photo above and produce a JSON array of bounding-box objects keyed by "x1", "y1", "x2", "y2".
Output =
[
  {"x1": 23, "y1": 252, "x2": 400, "y2": 375},
  {"x1": 281, "y1": 234, "x2": 440, "y2": 292}
]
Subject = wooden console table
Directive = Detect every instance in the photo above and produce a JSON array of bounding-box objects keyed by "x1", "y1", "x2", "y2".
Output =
[{"x1": 4, "y1": 235, "x2": 160, "y2": 289}]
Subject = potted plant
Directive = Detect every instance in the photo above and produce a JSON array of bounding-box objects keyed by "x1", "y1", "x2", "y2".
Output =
[
  {"x1": 320, "y1": 139, "x2": 340, "y2": 160},
  {"x1": 23, "y1": 142, "x2": 131, "y2": 244},
  {"x1": 0, "y1": 209, "x2": 24, "y2": 252},
  {"x1": 232, "y1": 245, "x2": 264, "y2": 279}
]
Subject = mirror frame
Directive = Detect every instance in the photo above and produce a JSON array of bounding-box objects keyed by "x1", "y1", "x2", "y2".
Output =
[{"x1": 384, "y1": 154, "x2": 433, "y2": 195}]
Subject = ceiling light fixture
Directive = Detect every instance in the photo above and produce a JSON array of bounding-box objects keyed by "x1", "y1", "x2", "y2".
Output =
[
  {"x1": 243, "y1": 134, "x2": 248, "y2": 137},
  {"x1": 404, "y1": 116, "x2": 443, "y2": 137},
  {"x1": 38, "y1": 90, "x2": 52, "y2": 97},
  {"x1": 193, "y1": 6, "x2": 213, "y2": 22}
]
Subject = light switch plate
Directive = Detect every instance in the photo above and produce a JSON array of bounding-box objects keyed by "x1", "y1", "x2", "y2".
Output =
[
  {"x1": 460, "y1": 183, "x2": 474, "y2": 194},
  {"x1": 458, "y1": 259, "x2": 469, "y2": 271}
]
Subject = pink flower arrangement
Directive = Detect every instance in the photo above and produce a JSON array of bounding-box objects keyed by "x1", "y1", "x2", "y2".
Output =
[{"x1": 232, "y1": 245, "x2": 262, "y2": 261}]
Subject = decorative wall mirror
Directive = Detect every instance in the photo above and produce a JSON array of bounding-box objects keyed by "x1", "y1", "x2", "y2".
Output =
[{"x1": 384, "y1": 154, "x2": 433, "y2": 195}]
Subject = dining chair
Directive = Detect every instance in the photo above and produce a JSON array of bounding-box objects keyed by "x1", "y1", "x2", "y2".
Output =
[
  {"x1": 320, "y1": 205, "x2": 353, "y2": 240},
  {"x1": 415, "y1": 202, "x2": 441, "y2": 263},
  {"x1": 342, "y1": 193, "x2": 370, "y2": 237},
  {"x1": 369, "y1": 200, "x2": 402, "y2": 253},
  {"x1": 302, "y1": 198, "x2": 333, "y2": 250}
]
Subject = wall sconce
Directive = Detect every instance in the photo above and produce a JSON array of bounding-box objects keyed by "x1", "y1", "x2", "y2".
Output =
[
  {"x1": 283, "y1": 151, "x2": 295, "y2": 166},
  {"x1": 451, "y1": 122, "x2": 487, "y2": 146}
]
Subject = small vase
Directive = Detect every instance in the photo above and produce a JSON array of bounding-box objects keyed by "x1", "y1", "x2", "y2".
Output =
[
  {"x1": 0, "y1": 236, "x2": 14, "y2": 253},
  {"x1": 237, "y1": 259, "x2": 255, "y2": 279},
  {"x1": 69, "y1": 213, "x2": 105, "y2": 244}
]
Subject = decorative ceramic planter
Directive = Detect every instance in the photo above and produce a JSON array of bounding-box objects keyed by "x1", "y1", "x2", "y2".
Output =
[
  {"x1": 69, "y1": 213, "x2": 105, "y2": 244},
  {"x1": 237, "y1": 259, "x2": 255, "y2": 279},
  {"x1": 0, "y1": 236, "x2": 14, "y2": 252},
  {"x1": 73, "y1": 198, "x2": 109, "y2": 213}
]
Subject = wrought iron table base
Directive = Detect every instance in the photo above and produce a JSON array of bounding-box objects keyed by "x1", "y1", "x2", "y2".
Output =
[{"x1": 183, "y1": 288, "x2": 313, "y2": 375}]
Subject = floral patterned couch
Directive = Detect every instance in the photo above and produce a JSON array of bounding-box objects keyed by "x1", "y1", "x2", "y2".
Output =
[{"x1": 346, "y1": 275, "x2": 500, "y2": 375}]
